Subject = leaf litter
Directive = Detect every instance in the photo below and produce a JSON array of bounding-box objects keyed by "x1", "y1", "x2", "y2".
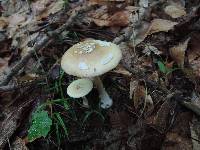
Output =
[{"x1": 0, "y1": 0, "x2": 200, "y2": 149}]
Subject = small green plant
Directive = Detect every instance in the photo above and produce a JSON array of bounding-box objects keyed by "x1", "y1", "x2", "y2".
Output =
[
  {"x1": 28, "y1": 69, "x2": 70, "y2": 144},
  {"x1": 157, "y1": 60, "x2": 178, "y2": 75},
  {"x1": 28, "y1": 98, "x2": 71, "y2": 144},
  {"x1": 28, "y1": 110, "x2": 52, "y2": 142}
]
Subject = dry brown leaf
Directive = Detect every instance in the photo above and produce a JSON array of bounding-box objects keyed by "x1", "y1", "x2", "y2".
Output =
[
  {"x1": 146, "y1": 19, "x2": 178, "y2": 36},
  {"x1": 32, "y1": 0, "x2": 47, "y2": 16},
  {"x1": 92, "y1": 10, "x2": 130, "y2": 27},
  {"x1": 146, "y1": 94, "x2": 154, "y2": 111},
  {"x1": 8, "y1": 14, "x2": 26, "y2": 26},
  {"x1": 148, "y1": 71, "x2": 159, "y2": 82},
  {"x1": 32, "y1": 0, "x2": 64, "y2": 19},
  {"x1": 11, "y1": 137, "x2": 28, "y2": 150},
  {"x1": 161, "y1": 112, "x2": 193, "y2": 150},
  {"x1": 0, "y1": 17, "x2": 8, "y2": 30},
  {"x1": 164, "y1": 5, "x2": 186, "y2": 18},
  {"x1": 89, "y1": 5, "x2": 132, "y2": 27},
  {"x1": 112, "y1": 65, "x2": 132, "y2": 76},
  {"x1": 169, "y1": 38, "x2": 190, "y2": 68},
  {"x1": 134, "y1": 21, "x2": 150, "y2": 45},
  {"x1": 93, "y1": 18, "x2": 110, "y2": 26},
  {"x1": 143, "y1": 45, "x2": 162, "y2": 56},
  {"x1": 130, "y1": 79, "x2": 146, "y2": 110},
  {"x1": 38, "y1": 0, "x2": 64, "y2": 19},
  {"x1": 0, "y1": 57, "x2": 9, "y2": 71},
  {"x1": 7, "y1": 14, "x2": 26, "y2": 38},
  {"x1": 187, "y1": 33, "x2": 200, "y2": 77},
  {"x1": 133, "y1": 83, "x2": 146, "y2": 110},
  {"x1": 109, "y1": 11, "x2": 129, "y2": 26},
  {"x1": 190, "y1": 117, "x2": 200, "y2": 150}
]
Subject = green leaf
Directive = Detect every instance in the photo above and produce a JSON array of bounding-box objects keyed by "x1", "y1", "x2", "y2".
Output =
[
  {"x1": 28, "y1": 111, "x2": 52, "y2": 142},
  {"x1": 157, "y1": 61, "x2": 167, "y2": 74}
]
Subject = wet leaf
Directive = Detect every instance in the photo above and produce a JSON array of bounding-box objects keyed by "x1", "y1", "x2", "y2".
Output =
[{"x1": 28, "y1": 110, "x2": 52, "y2": 142}]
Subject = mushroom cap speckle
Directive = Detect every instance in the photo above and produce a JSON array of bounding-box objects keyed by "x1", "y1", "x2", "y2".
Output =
[
  {"x1": 67, "y1": 78, "x2": 93, "y2": 98},
  {"x1": 61, "y1": 39, "x2": 122, "y2": 77}
]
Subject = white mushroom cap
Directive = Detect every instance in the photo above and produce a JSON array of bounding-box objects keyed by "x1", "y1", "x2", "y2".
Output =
[
  {"x1": 61, "y1": 39, "x2": 122, "y2": 77},
  {"x1": 67, "y1": 78, "x2": 93, "y2": 98}
]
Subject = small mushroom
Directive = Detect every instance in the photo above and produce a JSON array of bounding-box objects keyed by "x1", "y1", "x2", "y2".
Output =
[
  {"x1": 61, "y1": 39, "x2": 122, "y2": 109},
  {"x1": 67, "y1": 78, "x2": 93, "y2": 107}
]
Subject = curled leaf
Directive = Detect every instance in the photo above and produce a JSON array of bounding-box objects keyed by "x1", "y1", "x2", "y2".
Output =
[{"x1": 170, "y1": 38, "x2": 190, "y2": 68}]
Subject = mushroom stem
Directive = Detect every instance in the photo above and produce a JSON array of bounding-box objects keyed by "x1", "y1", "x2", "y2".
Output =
[
  {"x1": 82, "y1": 96, "x2": 89, "y2": 108},
  {"x1": 93, "y1": 77, "x2": 112, "y2": 109}
]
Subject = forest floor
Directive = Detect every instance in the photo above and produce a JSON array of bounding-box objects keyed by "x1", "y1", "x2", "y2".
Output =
[{"x1": 0, "y1": 0, "x2": 200, "y2": 149}]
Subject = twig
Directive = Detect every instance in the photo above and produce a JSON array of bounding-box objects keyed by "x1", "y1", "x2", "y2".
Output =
[{"x1": 0, "y1": 5, "x2": 93, "y2": 86}]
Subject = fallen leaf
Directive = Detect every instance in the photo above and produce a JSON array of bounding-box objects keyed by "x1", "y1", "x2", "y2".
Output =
[
  {"x1": 11, "y1": 137, "x2": 28, "y2": 150},
  {"x1": 161, "y1": 112, "x2": 193, "y2": 150},
  {"x1": 32, "y1": 0, "x2": 47, "y2": 16},
  {"x1": 38, "y1": 0, "x2": 64, "y2": 19},
  {"x1": 190, "y1": 117, "x2": 200, "y2": 150},
  {"x1": 169, "y1": 38, "x2": 190, "y2": 68},
  {"x1": 0, "y1": 57, "x2": 9, "y2": 73},
  {"x1": 145, "y1": 94, "x2": 154, "y2": 113},
  {"x1": 8, "y1": 13, "x2": 26, "y2": 27},
  {"x1": 0, "y1": 17, "x2": 8, "y2": 30},
  {"x1": 92, "y1": 18, "x2": 110, "y2": 26},
  {"x1": 7, "y1": 13, "x2": 27, "y2": 37},
  {"x1": 130, "y1": 79, "x2": 146, "y2": 110},
  {"x1": 148, "y1": 71, "x2": 159, "y2": 82},
  {"x1": 109, "y1": 11, "x2": 130, "y2": 27},
  {"x1": 187, "y1": 33, "x2": 200, "y2": 77},
  {"x1": 164, "y1": 5, "x2": 186, "y2": 18},
  {"x1": 143, "y1": 44, "x2": 162, "y2": 56},
  {"x1": 133, "y1": 21, "x2": 150, "y2": 45},
  {"x1": 112, "y1": 65, "x2": 132, "y2": 76},
  {"x1": 88, "y1": 6, "x2": 132, "y2": 27},
  {"x1": 146, "y1": 19, "x2": 178, "y2": 36}
]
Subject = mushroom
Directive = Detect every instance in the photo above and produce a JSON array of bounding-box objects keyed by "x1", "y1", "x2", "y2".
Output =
[
  {"x1": 61, "y1": 39, "x2": 122, "y2": 109},
  {"x1": 67, "y1": 78, "x2": 93, "y2": 107}
]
